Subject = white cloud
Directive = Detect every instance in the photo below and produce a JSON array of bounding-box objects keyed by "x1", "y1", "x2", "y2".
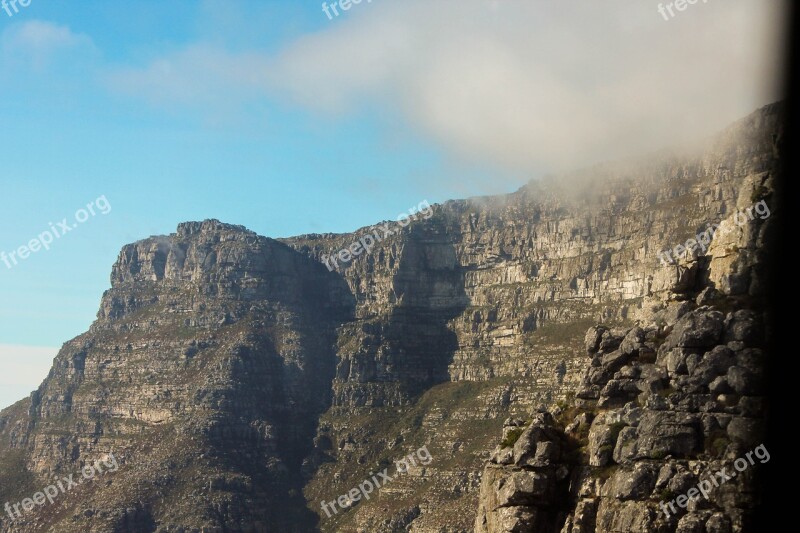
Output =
[
  {"x1": 107, "y1": 44, "x2": 270, "y2": 109},
  {"x1": 105, "y1": 0, "x2": 789, "y2": 175},
  {"x1": 2, "y1": 20, "x2": 95, "y2": 70},
  {"x1": 0, "y1": 344, "x2": 56, "y2": 411}
]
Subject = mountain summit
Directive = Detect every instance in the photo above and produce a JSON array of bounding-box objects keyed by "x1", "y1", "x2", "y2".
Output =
[{"x1": 0, "y1": 104, "x2": 781, "y2": 532}]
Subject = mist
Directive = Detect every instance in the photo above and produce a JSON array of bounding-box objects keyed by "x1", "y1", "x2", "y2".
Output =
[{"x1": 267, "y1": 0, "x2": 787, "y2": 177}]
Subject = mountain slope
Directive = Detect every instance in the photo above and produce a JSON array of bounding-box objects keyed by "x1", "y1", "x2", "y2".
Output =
[{"x1": 0, "y1": 103, "x2": 782, "y2": 532}]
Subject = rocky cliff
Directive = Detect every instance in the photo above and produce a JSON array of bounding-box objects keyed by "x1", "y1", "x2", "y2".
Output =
[
  {"x1": 472, "y1": 106, "x2": 778, "y2": 533},
  {"x1": 0, "y1": 103, "x2": 781, "y2": 532},
  {"x1": 475, "y1": 303, "x2": 770, "y2": 532}
]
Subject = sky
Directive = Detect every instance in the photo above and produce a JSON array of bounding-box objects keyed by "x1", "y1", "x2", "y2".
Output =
[{"x1": 0, "y1": 0, "x2": 788, "y2": 409}]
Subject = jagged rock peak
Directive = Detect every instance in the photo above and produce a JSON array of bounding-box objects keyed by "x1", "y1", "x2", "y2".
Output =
[
  {"x1": 110, "y1": 220, "x2": 273, "y2": 286},
  {"x1": 175, "y1": 219, "x2": 256, "y2": 238}
]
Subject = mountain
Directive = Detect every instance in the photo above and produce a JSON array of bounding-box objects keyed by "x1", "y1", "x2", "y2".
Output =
[{"x1": 0, "y1": 103, "x2": 782, "y2": 532}]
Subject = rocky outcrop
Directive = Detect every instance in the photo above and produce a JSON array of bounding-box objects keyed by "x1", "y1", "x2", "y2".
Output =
[
  {"x1": 299, "y1": 104, "x2": 780, "y2": 532},
  {"x1": 475, "y1": 413, "x2": 573, "y2": 532},
  {"x1": 472, "y1": 169, "x2": 775, "y2": 533},
  {"x1": 476, "y1": 299, "x2": 770, "y2": 533},
  {"x1": 1, "y1": 221, "x2": 355, "y2": 532}
]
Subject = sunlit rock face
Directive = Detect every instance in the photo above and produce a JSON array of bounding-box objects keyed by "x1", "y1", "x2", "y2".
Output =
[{"x1": 0, "y1": 103, "x2": 781, "y2": 532}]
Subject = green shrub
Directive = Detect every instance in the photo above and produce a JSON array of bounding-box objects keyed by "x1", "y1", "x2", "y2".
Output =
[
  {"x1": 608, "y1": 422, "x2": 627, "y2": 441},
  {"x1": 712, "y1": 438, "x2": 729, "y2": 457},
  {"x1": 500, "y1": 428, "x2": 524, "y2": 448},
  {"x1": 593, "y1": 464, "x2": 618, "y2": 481},
  {"x1": 598, "y1": 444, "x2": 614, "y2": 456},
  {"x1": 657, "y1": 386, "x2": 676, "y2": 399},
  {"x1": 656, "y1": 489, "x2": 676, "y2": 501}
]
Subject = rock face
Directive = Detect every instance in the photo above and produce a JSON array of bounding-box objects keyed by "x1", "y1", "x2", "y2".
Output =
[
  {"x1": 1, "y1": 222, "x2": 355, "y2": 532},
  {"x1": 471, "y1": 104, "x2": 779, "y2": 532},
  {"x1": 475, "y1": 413, "x2": 574, "y2": 532},
  {"x1": 0, "y1": 104, "x2": 781, "y2": 532},
  {"x1": 476, "y1": 302, "x2": 769, "y2": 533}
]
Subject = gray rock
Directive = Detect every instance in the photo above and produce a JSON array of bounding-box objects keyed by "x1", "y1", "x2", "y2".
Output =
[
  {"x1": 616, "y1": 411, "x2": 701, "y2": 461},
  {"x1": 696, "y1": 287, "x2": 718, "y2": 306},
  {"x1": 655, "y1": 463, "x2": 678, "y2": 489},
  {"x1": 734, "y1": 348, "x2": 764, "y2": 375},
  {"x1": 585, "y1": 326, "x2": 608, "y2": 353},
  {"x1": 708, "y1": 376, "x2": 732, "y2": 394},
  {"x1": 667, "y1": 470, "x2": 697, "y2": 495},
  {"x1": 658, "y1": 348, "x2": 692, "y2": 375},
  {"x1": 723, "y1": 310, "x2": 762, "y2": 345},
  {"x1": 726, "y1": 417, "x2": 765, "y2": 448},
  {"x1": 599, "y1": 329, "x2": 626, "y2": 354},
  {"x1": 737, "y1": 396, "x2": 766, "y2": 418},
  {"x1": 601, "y1": 350, "x2": 633, "y2": 374},
  {"x1": 619, "y1": 327, "x2": 645, "y2": 356},
  {"x1": 726, "y1": 366, "x2": 761, "y2": 395},
  {"x1": 612, "y1": 426, "x2": 640, "y2": 464},
  {"x1": 663, "y1": 309, "x2": 724, "y2": 350},
  {"x1": 601, "y1": 463, "x2": 658, "y2": 500},
  {"x1": 705, "y1": 512, "x2": 732, "y2": 533},
  {"x1": 496, "y1": 470, "x2": 551, "y2": 506},
  {"x1": 588, "y1": 413, "x2": 625, "y2": 467},
  {"x1": 662, "y1": 300, "x2": 695, "y2": 324},
  {"x1": 677, "y1": 512, "x2": 710, "y2": 533},
  {"x1": 599, "y1": 379, "x2": 640, "y2": 406}
]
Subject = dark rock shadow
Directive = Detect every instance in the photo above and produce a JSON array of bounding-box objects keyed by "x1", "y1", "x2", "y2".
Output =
[{"x1": 385, "y1": 222, "x2": 469, "y2": 400}]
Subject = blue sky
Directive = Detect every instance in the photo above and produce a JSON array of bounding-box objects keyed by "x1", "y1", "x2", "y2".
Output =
[{"x1": 0, "y1": 0, "x2": 786, "y2": 408}]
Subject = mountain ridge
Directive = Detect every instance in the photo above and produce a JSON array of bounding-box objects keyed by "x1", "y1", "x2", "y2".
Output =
[{"x1": 0, "y1": 103, "x2": 781, "y2": 532}]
